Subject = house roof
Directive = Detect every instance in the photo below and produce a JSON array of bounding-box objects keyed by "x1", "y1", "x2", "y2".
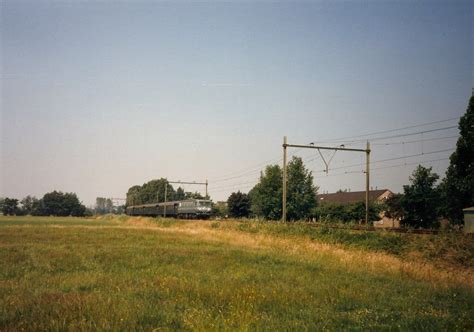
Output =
[{"x1": 317, "y1": 189, "x2": 392, "y2": 205}]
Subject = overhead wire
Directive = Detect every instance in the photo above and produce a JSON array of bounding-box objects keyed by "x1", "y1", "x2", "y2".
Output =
[
  {"x1": 371, "y1": 135, "x2": 458, "y2": 146},
  {"x1": 210, "y1": 144, "x2": 456, "y2": 195},
  {"x1": 320, "y1": 126, "x2": 457, "y2": 146},
  {"x1": 210, "y1": 149, "x2": 454, "y2": 195},
  {"x1": 313, "y1": 147, "x2": 454, "y2": 174},
  {"x1": 313, "y1": 157, "x2": 450, "y2": 179},
  {"x1": 209, "y1": 148, "x2": 304, "y2": 183},
  {"x1": 207, "y1": 117, "x2": 459, "y2": 194},
  {"x1": 312, "y1": 117, "x2": 458, "y2": 144}
]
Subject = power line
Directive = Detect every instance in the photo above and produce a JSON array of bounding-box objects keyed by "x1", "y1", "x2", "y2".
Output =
[
  {"x1": 313, "y1": 157, "x2": 450, "y2": 179},
  {"x1": 209, "y1": 156, "x2": 280, "y2": 182},
  {"x1": 210, "y1": 135, "x2": 455, "y2": 191},
  {"x1": 210, "y1": 118, "x2": 458, "y2": 184},
  {"x1": 210, "y1": 142, "x2": 455, "y2": 190},
  {"x1": 210, "y1": 149, "x2": 304, "y2": 183},
  {"x1": 313, "y1": 117, "x2": 458, "y2": 144},
  {"x1": 210, "y1": 178, "x2": 259, "y2": 191},
  {"x1": 210, "y1": 152, "x2": 322, "y2": 193},
  {"x1": 371, "y1": 157, "x2": 449, "y2": 172},
  {"x1": 318, "y1": 126, "x2": 457, "y2": 146},
  {"x1": 213, "y1": 155, "x2": 451, "y2": 190},
  {"x1": 210, "y1": 151, "x2": 454, "y2": 195},
  {"x1": 305, "y1": 133, "x2": 455, "y2": 168},
  {"x1": 211, "y1": 182, "x2": 256, "y2": 193},
  {"x1": 314, "y1": 147, "x2": 454, "y2": 173},
  {"x1": 351, "y1": 126, "x2": 457, "y2": 144},
  {"x1": 371, "y1": 135, "x2": 458, "y2": 146}
]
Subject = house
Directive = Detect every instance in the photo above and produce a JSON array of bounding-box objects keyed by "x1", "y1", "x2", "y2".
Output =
[
  {"x1": 317, "y1": 189, "x2": 399, "y2": 228},
  {"x1": 317, "y1": 189, "x2": 393, "y2": 205},
  {"x1": 463, "y1": 207, "x2": 474, "y2": 234}
]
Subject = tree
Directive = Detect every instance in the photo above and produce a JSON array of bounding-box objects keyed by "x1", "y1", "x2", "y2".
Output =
[
  {"x1": 95, "y1": 197, "x2": 115, "y2": 215},
  {"x1": 286, "y1": 157, "x2": 318, "y2": 220},
  {"x1": 2, "y1": 198, "x2": 19, "y2": 215},
  {"x1": 401, "y1": 166, "x2": 441, "y2": 228},
  {"x1": 212, "y1": 201, "x2": 228, "y2": 218},
  {"x1": 249, "y1": 157, "x2": 318, "y2": 221},
  {"x1": 383, "y1": 193, "x2": 405, "y2": 220},
  {"x1": 95, "y1": 197, "x2": 107, "y2": 214},
  {"x1": 126, "y1": 185, "x2": 141, "y2": 206},
  {"x1": 440, "y1": 95, "x2": 474, "y2": 224},
  {"x1": 249, "y1": 164, "x2": 283, "y2": 220},
  {"x1": 140, "y1": 179, "x2": 175, "y2": 204},
  {"x1": 227, "y1": 191, "x2": 251, "y2": 218},
  {"x1": 175, "y1": 187, "x2": 186, "y2": 200},
  {"x1": 20, "y1": 195, "x2": 39, "y2": 215},
  {"x1": 312, "y1": 201, "x2": 381, "y2": 223},
  {"x1": 105, "y1": 198, "x2": 114, "y2": 213},
  {"x1": 185, "y1": 191, "x2": 204, "y2": 199},
  {"x1": 40, "y1": 191, "x2": 86, "y2": 217},
  {"x1": 126, "y1": 179, "x2": 176, "y2": 206}
]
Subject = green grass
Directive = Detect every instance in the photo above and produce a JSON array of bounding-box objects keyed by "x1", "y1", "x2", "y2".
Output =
[
  {"x1": 0, "y1": 215, "x2": 117, "y2": 227},
  {"x1": 0, "y1": 216, "x2": 473, "y2": 331},
  {"x1": 226, "y1": 220, "x2": 474, "y2": 268}
]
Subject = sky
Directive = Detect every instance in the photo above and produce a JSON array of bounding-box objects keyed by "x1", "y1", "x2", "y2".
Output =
[{"x1": 1, "y1": 0, "x2": 473, "y2": 207}]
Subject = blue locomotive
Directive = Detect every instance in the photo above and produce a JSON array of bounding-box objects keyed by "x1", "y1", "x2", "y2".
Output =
[{"x1": 126, "y1": 199, "x2": 212, "y2": 219}]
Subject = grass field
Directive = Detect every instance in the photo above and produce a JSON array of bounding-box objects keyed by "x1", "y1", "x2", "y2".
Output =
[{"x1": 0, "y1": 216, "x2": 473, "y2": 330}]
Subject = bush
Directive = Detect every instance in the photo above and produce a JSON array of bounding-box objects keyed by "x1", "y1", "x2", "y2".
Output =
[
  {"x1": 35, "y1": 191, "x2": 87, "y2": 217},
  {"x1": 312, "y1": 202, "x2": 382, "y2": 223}
]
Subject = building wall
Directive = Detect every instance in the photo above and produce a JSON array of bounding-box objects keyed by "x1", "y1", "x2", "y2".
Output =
[
  {"x1": 376, "y1": 190, "x2": 393, "y2": 202},
  {"x1": 464, "y1": 210, "x2": 474, "y2": 234},
  {"x1": 374, "y1": 215, "x2": 400, "y2": 228}
]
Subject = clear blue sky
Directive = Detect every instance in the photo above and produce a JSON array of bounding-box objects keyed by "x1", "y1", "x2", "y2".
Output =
[{"x1": 1, "y1": 0, "x2": 472, "y2": 206}]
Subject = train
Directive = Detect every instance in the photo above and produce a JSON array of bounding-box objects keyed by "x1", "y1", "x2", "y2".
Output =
[{"x1": 126, "y1": 199, "x2": 212, "y2": 219}]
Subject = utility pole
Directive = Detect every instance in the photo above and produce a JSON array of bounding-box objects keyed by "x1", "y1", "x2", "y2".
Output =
[
  {"x1": 365, "y1": 141, "x2": 371, "y2": 225},
  {"x1": 282, "y1": 136, "x2": 288, "y2": 223},
  {"x1": 164, "y1": 185, "x2": 168, "y2": 217},
  {"x1": 282, "y1": 137, "x2": 371, "y2": 224}
]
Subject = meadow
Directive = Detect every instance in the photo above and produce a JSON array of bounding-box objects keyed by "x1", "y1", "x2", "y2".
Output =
[{"x1": 0, "y1": 215, "x2": 473, "y2": 331}]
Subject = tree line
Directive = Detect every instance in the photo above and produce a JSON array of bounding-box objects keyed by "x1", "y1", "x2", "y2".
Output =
[
  {"x1": 1, "y1": 194, "x2": 129, "y2": 217},
  {"x1": 1, "y1": 191, "x2": 87, "y2": 217}
]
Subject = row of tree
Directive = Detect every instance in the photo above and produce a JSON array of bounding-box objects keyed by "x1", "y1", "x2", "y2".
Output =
[
  {"x1": 126, "y1": 179, "x2": 206, "y2": 206},
  {"x1": 1, "y1": 191, "x2": 87, "y2": 217}
]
